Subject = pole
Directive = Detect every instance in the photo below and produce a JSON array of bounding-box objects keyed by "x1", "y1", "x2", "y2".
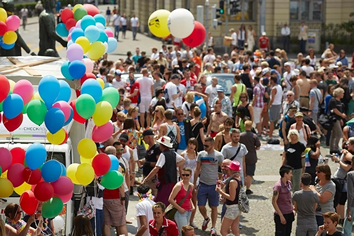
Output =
[
  {"x1": 205, "y1": 0, "x2": 209, "y2": 49},
  {"x1": 224, "y1": 0, "x2": 229, "y2": 54},
  {"x1": 259, "y1": 0, "x2": 266, "y2": 37}
]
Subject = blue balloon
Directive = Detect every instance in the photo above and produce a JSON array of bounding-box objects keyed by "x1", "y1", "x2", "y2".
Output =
[
  {"x1": 3, "y1": 94, "x2": 24, "y2": 119},
  {"x1": 81, "y1": 79, "x2": 102, "y2": 103},
  {"x1": 45, "y1": 108, "x2": 65, "y2": 134},
  {"x1": 56, "y1": 23, "x2": 69, "y2": 37},
  {"x1": 61, "y1": 61, "x2": 74, "y2": 81},
  {"x1": 71, "y1": 28, "x2": 85, "y2": 42},
  {"x1": 97, "y1": 30, "x2": 108, "y2": 43},
  {"x1": 104, "y1": 82, "x2": 112, "y2": 89},
  {"x1": 94, "y1": 14, "x2": 106, "y2": 26},
  {"x1": 109, "y1": 154, "x2": 119, "y2": 171},
  {"x1": 25, "y1": 143, "x2": 47, "y2": 170},
  {"x1": 84, "y1": 25, "x2": 100, "y2": 43},
  {"x1": 1, "y1": 42, "x2": 15, "y2": 50},
  {"x1": 56, "y1": 80, "x2": 71, "y2": 102},
  {"x1": 63, "y1": 107, "x2": 73, "y2": 126},
  {"x1": 41, "y1": 160, "x2": 62, "y2": 182},
  {"x1": 39, "y1": 75, "x2": 60, "y2": 109},
  {"x1": 68, "y1": 60, "x2": 86, "y2": 79},
  {"x1": 60, "y1": 163, "x2": 67, "y2": 176},
  {"x1": 81, "y1": 15, "x2": 96, "y2": 31},
  {"x1": 67, "y1": 39, "x2": 74, "y2": 48},
  {"x1": 96, "y1": 22, "x2": 105, "y2": 30},
  {"x1": 107, "y1": 37, "x2": 118, "y2": 53}
]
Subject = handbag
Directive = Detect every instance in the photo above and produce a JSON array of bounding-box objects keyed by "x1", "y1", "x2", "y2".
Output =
[
  {"x1": 77, "y1": 185, "x2": 96, "y2": 219},
  {"x1": 238, "y1": 186, "x2": 250, "y2": 213},
  {"x1": 165, "y1": 184, "x2": 191, "y2": 221},
  {"x1": 137, "y1": 137, "x2": 147, "y2": 159}
]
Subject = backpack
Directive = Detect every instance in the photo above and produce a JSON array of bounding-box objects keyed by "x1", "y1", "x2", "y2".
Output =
[
  {"x1": 166, "y1": 125, "x2": 178, "y2": 150},
  {"x1": 164, "y1": 88, "x2": 170, "y2": 104},
  {"x1": 279, "y1": 115, "x2": 290, "y2": 139}
]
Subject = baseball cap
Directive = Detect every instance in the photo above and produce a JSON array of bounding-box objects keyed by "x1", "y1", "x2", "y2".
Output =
[
  {"x1": 289, "y1": 104, "x2": 297, "y2": 110},
  {"x1": 262, "y1": 68, "x2": 270, "y2": 75},
  {"x1": 295, "y1": 112, "x2": 303, "y2": 117},
  {"x1": 119, "y1": 133, "x2": 129, "y2": 141},
  {"x1": 115, "y1": 69, "x2": 122, "y2": 75},
  {"x1": 284, "y1": 62, "x2": 291, "y2": 67},
  {"x1": 142, "y1": 129, "x2": 154, "y2": 136},
  {"x1": 262, "y1": 32, "x2": 266, "y2": 36},
  {"x1": 217, "y1": 87, "x2": 224, "y2": 92}
]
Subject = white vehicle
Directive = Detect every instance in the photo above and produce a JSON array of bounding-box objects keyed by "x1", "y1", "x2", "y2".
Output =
[{"x1": 0, "y1": 56, "x2": 86, "y2": 235}]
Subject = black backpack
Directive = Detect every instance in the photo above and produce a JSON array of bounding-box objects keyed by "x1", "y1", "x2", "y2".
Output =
[{"x1": 166, "y1": 125, "x2": 178, "y2": 150}]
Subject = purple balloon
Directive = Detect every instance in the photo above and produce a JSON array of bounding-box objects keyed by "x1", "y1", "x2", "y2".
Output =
[{"x1": 66, "y1": 43, "x2": 84, "y2": 62}]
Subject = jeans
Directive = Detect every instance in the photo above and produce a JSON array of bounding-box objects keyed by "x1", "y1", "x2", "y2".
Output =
[
  {"x1": 300, "y1": 39, "x2": 306, "y2": 54},
  {"x1": 274, "y1": 213, "x2": 294, "y2": 236},
  {"x1": 316, "y1": 215, "x2": 323, "y2": 226},
  {"x1": 343, "y1": 207, "x2": 354, "y2": 236},
  {"x1": 132, "y1": 26, "x2": 138, "y2": 40},
  {"x1": 295, "y1": 222, "x2": 317, "y2": 236},
  {"x1": 330, "y1": 120, "x2": 342, "y2": 153},
  {"x1": 114, "y1": 25, "x2": 120, "y2": 39},
  {"x1": 238, "y1": 40, "x2": 244, "y2": 48},
  {"x1": 175, "y1": 210, "x2": 192, "y2": 235},
  {"x1": 282, "y1": 36, "x2": 290, "y2": 52},
  {"x1": 291, "y1": 168, "x2": 302, "y2": 192},
  {"x1": 90, "y1": 209, "x2": 104, "y2": 236}
]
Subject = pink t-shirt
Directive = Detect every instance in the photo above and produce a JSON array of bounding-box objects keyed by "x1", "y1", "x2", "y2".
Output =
[
  {"x1": 273, "y1": 179, "x2": 293, "y2": 214},
  {"x1": 175, "y1": 182, "x2": 193, "y2": 211}
]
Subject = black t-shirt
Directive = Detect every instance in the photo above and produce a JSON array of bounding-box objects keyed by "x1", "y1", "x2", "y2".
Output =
[
  {"x1": 143, "y1": 144, "x2": 161, "y2": 177},
  {"x1": 326, "y1": 231, "x2": 343, "y2": 236},
  {"x1": 284, "y1": 142, "x2": 306, "y2": 169},
  {"x1": 318, "y1": 81, "x2": 327, "y2": 103},
  {"x1": 328, "y1": 97, "x2": 343, "y2": 120},
  {"x1": 267, "y1": 57, "x2": 280, "y2": 68}
]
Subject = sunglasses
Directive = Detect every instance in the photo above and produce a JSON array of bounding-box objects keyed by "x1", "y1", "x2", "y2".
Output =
[
  {"x1": 240, "y1": 97, "x2": 246, "y2": 98},
  {"x1": 16, "y1": 210, "x2": 22, "y2": 215},
  {"x1": 181, "y1": 174, "x2": 190, "y2": 177},
  {"x1": 203, "y1": 144, "x2": 210, "y2": 148},
  {"x1": 287, "y1": 95, "x2": 293, "y2": 97},
  {"x1": 116, "y1": 148, "x2": 124, "y2": 151},
  {"x1": 177, "y1": 113, "x2": 184, "y2": 115}
]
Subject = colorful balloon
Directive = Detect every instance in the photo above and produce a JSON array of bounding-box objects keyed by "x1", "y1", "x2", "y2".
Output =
[
  {"x1": 5, "y1": 15, "x2": 20, "y2": 32},
  {"x1": 76, "y1": 163, "x2": 94, "y2": 186},
  {"x1": 148, "y1": 9, "x2": 171, "y2": 38},
  {"x1": 92, "y1": 101, "x2": 112, "y2": 126},
  {"x1": 56, "y1": 23, "x2": 69, "y2": 37},
  {"x1": 92, "y1": 122, "x2": 113, "y2": 143},
  {"x1": 0, "y1": 7, "x2": 7, "y2": 22},
  {"x1": 55, "y1": 80, "x2": 72, "y2": 103},
  {"x1": 78, "y1": 138, "x2": 96, "y2": 159},
  {"x1": 108, "y1": 154, "x2": 119, "y2": 171},
  {"x1": 3, "y1": 113, "x2": 23, "y2": 132},
  {"x1": 94, "y1": 14, "x2": 106, "y2": 26},
  {"x1": 0, "y1": 21, "x2": 7, "y2": 36},
  {"x1": 53, "y1": 101, "x2": 71, "y2": 122},
  {"x1": 45, "y1": 108, "x2": 65, "y2": 134},
  {"x1": 83, "y1": 4, "x2": 99, "y2": 17},
  {"x1": 20, "y1": 190, "x2": 39, "y2": 214},
  {"x1": 75, "y1": 36, "x2": 90, "y2": 53},
  {"x1": 61, "y1": 61, "x2": 74, "y2": 81},
  {"x1": 167, "y1": 8, "x2": 195, "y2": 39},
  {"x1": 41, "y1": 160, "x2": 62, "y2": 183},
  {"x1": 13, "y1": 80, "x2": 33, "y2": 105},
  {"x1": 67, "y1": 163, "x2": 80, "y2": 185},
  {"x1": 51, "y1": 176, "x2": 73, "y2": 196},
  {"x1": 67, "y1": 43, "x2": 84, "y2": 62},
  {"x1": 3, "y1": 94, "x2": 24, "y2": 119},
  {"x1": 34, "y1": 182, "x2": 54, "y2": 202},
  {"x1": 0, "y1": 147, "x2": 12, "y2": 172},
  {"x1": 75, "y1": 94, "x2": 96, "y2": 119},
  {"x1": 39, "y1": 75, "x2": 60, "y2": 109},
  {"x1": 25, "y1": 143, "x2": 47, "y2": 170},
  {"x1": 70, "y1": 99, "x2": 86, "y2": 123},
  {"x1": 88, "y1": 41, "x2": 105, "y2": 60},
  {"x1": 3, "y1": 31, "x2": 17, "y2": 44},
  {"x1": 10, "y1": 147, "x2": 25, "y2": 165},
  {"x1": 92, "y1": 153, "x2": 111, "y2": 176},
  {"x1": 81, "y1": 79, "x2": 102, "y2": 103},
  {"x1": 0, "y1": 178, "x2": 13, "y2": 198},
  {"x1": 80, "y1": 15, "x2": 96, "y2": 31},
  {"x1": 68, "y1": 60, "x2": 86, "y2": 79},
  {"x1": 42, "y1": 197, "x2": 63, "y2": 218},
  {"x1": 106, "y1": 37, "x2": 117, "y2": 53},
  {"x1": 0, "y1": 75, "x2": 10, "y2": 103},
  {"x1": 101, "y1": 170, "x2": 124, "y2": 190},
  {"x1": 23, "y1": 167, "x2": 42, "y2": 185},
  {"x1": 182, "y1": 21, "x2": 206, "y2": 48},
  {"x1": 7, "y1": 163, "x2": 25, "y2": 187},
  {"x1": 61, "y1": 8, "x2": 74, "y2": 23},
  {"x1": 101, "y1": 87, "x2": 119, "y2": 108},
  {"x1": 74, "y1": 7, "x2": 87, "y2": 21},
  {"x1": 27, "y1": 99, "x2": 47, "y2": 126}
]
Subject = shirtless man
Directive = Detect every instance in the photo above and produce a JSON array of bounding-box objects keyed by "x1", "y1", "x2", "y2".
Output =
[
  {"x1": 215, "y1": 117, "x2": 234, "y2": 151},
  {"x1": 297, "y1": 70, "x2": 311, "y2": 108},
  {"x1": 207, "y1": 100, "x2": 228, "y2": 138}
]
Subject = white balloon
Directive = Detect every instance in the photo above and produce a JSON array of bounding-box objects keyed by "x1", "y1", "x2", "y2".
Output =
[
  {"x1": 103, "y1": 42, "x2": 108, "y2": 54},
  {"x1": 52, "y1": 215, "x2": 65, "y2": 232},
  {"x1": 167, "y1": 8, "x2": 195, "y2": 39}
]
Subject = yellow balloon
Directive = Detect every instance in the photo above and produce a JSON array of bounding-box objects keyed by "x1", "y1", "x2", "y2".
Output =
[
  {"x1": 3, "y1": 31, "x2": 18, "y2": 45},
  {"x1": 32, "y1": 91, "x2": 44, "y2": 102},
  {"x1": 78, "y1": 138, "x2": 96, "y2": 159},
  {"x1": 47, "y1": 129, "x2": 66, "y2": 145},
  {"x1": 0, "y1": 8, "x2": 7, "y2": 22},
  {"x1": 1, "y1": 170, "x2": 7, "y2": 178},
  {"x1": 14, "y1": 182, "x2": 31, "y2": 195},
  {"x1": 73, "y1": 4, "x2": 83, "y2": 13},
  {"x1": 97, "y1": 78, "x2": 104, "y2": 89},
  {"x1": 148, "y1": 9, "x2": 171, "y2": 38},
  {"x1": 80, "y1": 155, "x2": 93, "y2": 164},
  {"x1": 8, "y1": 79, "x2": 15, "y2": 92},
  {"x1": 88, "y1": 41, "x2": 105, "y2": 60},
  {"x1": 0, "y1": 178, "x2": 13, "y2": 198},
  {"x1": 67, "y1": 163, "x2": 80, "y2": 185},
  {"x1": 75, "y1": 36, "x2": 90, "y2": 53},
  {"x1": 75, "y1": 163, "x2": 94, "y2": 186},
  {"x1": 92, "y1": 101, "x2": 112, "y2": 126}
]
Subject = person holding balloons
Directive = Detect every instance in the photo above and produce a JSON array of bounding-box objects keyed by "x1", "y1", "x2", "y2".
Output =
[{"x1": 23, "y1": 202, "x2": 55, "y2": 236}]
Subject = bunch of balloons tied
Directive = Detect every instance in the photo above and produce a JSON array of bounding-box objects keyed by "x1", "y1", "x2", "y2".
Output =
[
  {"x1": 148, "y1": 8, "x2": 206, "y2": 48},
  {"x1": 56, "y1": 4, "x2": 118, "y2": 81},
  {"x1": 0, "y1": 8, "x2": 21, "y2": 49}
]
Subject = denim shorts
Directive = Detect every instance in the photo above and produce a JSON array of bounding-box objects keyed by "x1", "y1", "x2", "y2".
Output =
[
  {"x1": 224, "y1": 204, "x2": 241, "y2": 220},
  {"x1": 197, "y1": 183, "x2": 219, "y2": 207}
]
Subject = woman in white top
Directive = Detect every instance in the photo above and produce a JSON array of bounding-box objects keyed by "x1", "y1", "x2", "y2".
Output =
[
  {"x1": 247, "y1": 25, "x2": 256, "y2": 52},
  {"x1": 306, "y1": 48, "x2": 317, "y2": 68},
  {"x1": 112, "y1": 112, "x2": 127, "y2": 141},
  {"x1": 237, "y1": 24, "x2": 247, "y2": 48},
  {"x1": 120, "y1": 13, "x2": 127, "y2": 39},
  {"x1": 152, "y1": 105, "x2": 165, "y2": 134}
]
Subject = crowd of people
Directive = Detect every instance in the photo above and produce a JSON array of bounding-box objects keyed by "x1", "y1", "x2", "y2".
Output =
[{"x1": 1, "y1": 28, "x2": 354, "y2": 236}]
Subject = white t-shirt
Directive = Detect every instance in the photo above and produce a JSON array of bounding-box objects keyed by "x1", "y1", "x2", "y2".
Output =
[
  {"x1": 205, "y1": 85, "x2": 218, "y2": 107},
  {"x1": 112, "y1": 79, "x2": 126, "y2": 89},
  {"x1": 120, "y1": 17, "x2": 127, "y2": 26},
  {"x1": 165, "y1": 82, "x2": 177, "y2": 108},
  {"x1": 130, "y1": 17, "x2": 139, "y2": 27},
  {"x1": 231, "y1": 32, "x2": 237, "y2": 45},
  {"x1": 203, "y1": 54, "x2": 216, "y2": 64},
  {"x1": 301, "y1": 65, "x2": 314, "y2": 77},
  {"x1": 156, "y1": 152, "x2": 184, "y2": 167},
  {"x1": 21, "y1": 8, "x2": 28, "y2": 17},
  {"x1": 283, "y1": 71, "x2": 295, "y2": 92},
  {"x1": 150, "y1": 53, "x2": 159, "y2": 60},
  {"x1": 113, "y1": 14, "x2": 121, "y2": 26},
  {"x1": 136, "y1": 198, "x2": 155, "y2": 236},
  {"x1": 86, "y1": 183, "x2": 105, "y2": 210},
  {"x1": 176, "y1": 84, "x2": 186, "y2": 107},
  {"x1": 137, "y1": 76, "x2": 154, "y2": 98},
  {"x1": 119, "y1": 156, "x2": 129, "y2": 192}
]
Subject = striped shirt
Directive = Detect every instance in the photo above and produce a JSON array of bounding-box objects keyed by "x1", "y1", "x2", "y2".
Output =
[{"x1": 253, "y1": 83, "x2": 265, "y2": 108}]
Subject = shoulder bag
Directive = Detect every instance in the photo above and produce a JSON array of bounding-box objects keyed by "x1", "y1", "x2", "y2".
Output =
[{"x1": 165, "y1": 184, "x2": 191, "y2": 221}]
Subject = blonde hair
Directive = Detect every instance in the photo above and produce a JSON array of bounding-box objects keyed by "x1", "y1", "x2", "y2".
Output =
[
  {"x1": 152, "y1": 105, "x2": 165, "y2": 127},
  {"x1": 0, "y1": 218, "x2": 5, "y2": 236},
  {"x1": 244, "y1": 120, "x2": 252, "y2": 129},
  {"x1": 185, "y1": 92, "x2": 194, "y2": 103},
  {"x1": 333, "y1": 87, "x2": 344, "y2": 97},
  {"x1": 280, "y1": 50, "x2": 288, "y2": 61},
  {"x1": 128, "y1": 106, "x2": 139, "y2": 117},
  {"x1": 117, "y1": 112, "x2": 127, "y2": 119},
  {"x1": 287, "y1": 129, "x2": 299, "y2": 141}
]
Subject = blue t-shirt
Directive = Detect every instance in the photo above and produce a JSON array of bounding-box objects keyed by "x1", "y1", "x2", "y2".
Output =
[
  {"x1": 132, "y1": 55, "x2": 141, "y2": 64},
  {"x1": 324, "y1": 94, "x2": 332, "y2": 114},
  {"x1": 178, "y1": 121, "x2": 187, "y2": 150},
  {"x1": 194, "y1": 95, "x2": 206, "y2": 118}
]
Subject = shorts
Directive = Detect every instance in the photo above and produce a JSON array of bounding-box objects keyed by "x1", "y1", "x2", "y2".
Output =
[
  {"x1": 132, "y1": 148, "x2": 138, "y2": 161},
  {"x1": 224, "y1": 204, "x2": 241, "y2": 220},
  {"x1": 103, "y1": 199, "x2": 125, "y2": 227},
  {"x1": 138, "y1": 97, "x2": 151, "y2": 113},
  {"x1": 269, "y1": 104, "x2": 281, "y2": 122},
  {"x1": 197, "y1": 183, "x2": 219, "y2": 207},
  {"x1": 253, "y1": 107, "x2": 263, "y2": 123},
  {"x1": 246, "y1": 163, "x2": 256, "y2": 176},
  {"x1": 210, "y1": 130, "x2": 218, "y2": 138}
]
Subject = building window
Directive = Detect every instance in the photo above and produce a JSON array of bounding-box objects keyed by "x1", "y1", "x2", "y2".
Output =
[
  {"x1": 290, "y1": 0, "x2": 323, "y2": 21},
  {"x1": 222, "y1": 0, "x2": 256, "y2": 22}
]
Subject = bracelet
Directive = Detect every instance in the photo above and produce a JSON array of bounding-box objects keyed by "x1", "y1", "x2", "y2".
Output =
[{"x1": 121, "y1": 197, "x2": 126, "y2": 200}]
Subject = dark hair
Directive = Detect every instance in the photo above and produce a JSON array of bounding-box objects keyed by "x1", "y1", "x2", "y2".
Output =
[
  {"x1": 164, "y1": 110, "x2": 173, "y2": 120},
  {"x1": 187, "y1": 138, "x2": 198, "y2": 154},
  {"x1": 242, "y1": 64, "x2": 249, "y2": 71},
  {"x1": 301, "y1": 173, "x2": 312, "y2": 186},
  {"x1": 279, "y1": 165, "x2": 293, "y2": 177},
  {"x1": 290, "y1": 75, "x2": 297, "y2": 82},
  {"x1": 323, "y1": 212, "x2": 339, "y2": 225},
  {"x1": 316, "y1": 164, "x2": 331, "y2": 180},
  {"x1": 190, "y1": 103, "x2": 198, "y2": 111},
  {"x1": 270, "y1": 75, "x2": 278, "y2": 83},
  {"x1": 307, "y1": 134, "x2": 319, "y2": 151},
  {"x1": 4, "y1": 203, "x2": 19, "y2": 220},
  {"x1": 300, "y1": 71, "x2": 307, "y2": 77},
  {"x1": 123, "y1": 118, "x2": 135, "y2": 129},
  {"x1": 204, "y1": 136, "x2": 214, "y2": 144},
  {"x1": 305, "y1": 58, "x2": 310, "y2": 65},
  {"x1": 152, "y1": 202, "x2": 166, "y2": 212},
  {"x1": 234, "y1": 74, "x2": 241, "y2": 81},
  {"x1": 137, "y1": 184, "x2": 150, "y2": 194},
  {"x1": 269, "y1": 50, "x2": 275, "y2": 56},
  {"x1": 113, "y1": 141, "x2": 121, "y2": 146},
  {"x1": 254, "y1": 76, "x2": 260, "y2": 83},
  {"x1": 73, "y1": 215, "x2": 94, "y2": 236}
]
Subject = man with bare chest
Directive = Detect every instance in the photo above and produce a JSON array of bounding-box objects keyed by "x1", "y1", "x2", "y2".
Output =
[
  {"x1": 207, "y1": 100, "x2": 228, "y2": 138},
  {"x1": 297, "y1": 70, "x2": 311, "y2": 108}
]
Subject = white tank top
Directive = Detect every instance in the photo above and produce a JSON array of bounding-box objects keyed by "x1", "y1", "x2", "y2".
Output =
[
  {"x1": 272, "y1": 85, "x2": 283, "y2": 105},
  {"x1": 238, "y1": 30, "x2": 245, "y2": 40},
  {"x1": 121, "y1": 146, "x2": 130, "y2": 173}
]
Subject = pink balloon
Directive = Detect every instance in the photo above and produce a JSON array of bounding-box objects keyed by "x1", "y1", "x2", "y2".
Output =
[
  {"x1": 182, "y1": 21, "x2": 206, "y2": 48},
  {"x1": 76, "y1": 20, "x2": 81, "y2": 28},
  {"x1": 13, "y1": 80, "x2": 34, "y2": 105},
  {"x1": 53, "y1": 101, "x2": 71, "y2": 122},
  {"x1": 7, "y1": 163, "x2": 25, "y2": 187},
  {"x1": 92, "y1": 122, "x2": 113, "y2": 142},
  {"x1": 6, "y1": 15, "x2": 21, "y2": 31},
  {"x1": 82, "y1": 58, "x2": 94, "y2": 73},
  {"x1": 66, "y1": 43, "x2": 84, "y2": 62},
  {"x1": 104, "y1": 29, "x2": 113, "y2": 38},
  {"x1": 55, "y1": 192, "x2": 72, "y2": 203},
  {"x1": 51, "y1": 176, "x2": 74, "y2": 196},
  {"x1": 0, "y1": 147, "x2": 12, "y2": 172}
]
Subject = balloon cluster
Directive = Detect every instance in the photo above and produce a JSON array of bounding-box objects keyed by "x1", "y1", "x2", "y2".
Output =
[
  {"x1": 56, "y1": 4, "x2": 118, "y2": 81},
  {"x1": 0, "y1": 8, "x2": 21, "y2": 49},
  {"x1": 148, "y1": 8, "x2": 206, "y2": 48}
]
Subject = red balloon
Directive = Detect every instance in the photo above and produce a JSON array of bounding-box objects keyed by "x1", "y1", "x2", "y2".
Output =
[
  {"x1": 55, "y1": 192, "x2": 72, "y2": 204},
  {"x1": 51, "y1": 176, "x2": 73, "y2": 196},
  {"x1": 70, "y1": 100, "x2": 86, "y2": 123},
  {"x1": 59, "y1": 130, "x2": 69, "y2": 145},
  {"x1": 0, "y1": 21, "x2": 7, "y2": 36},
  {"x1": 11, "y1": 147, "x2": 26, "y2": 165},
  {"x1": 0, "y1": 75, "x2": 10, "y2": 103},
  {"x1": 75, "y1": 89, "x2": 81, "y2": 97},
  {"x1": 23, "y1": 167, "x2": 42, "y2": 185},
  {"x1": 20, "y1": 190, "x2": 39, "y2": 215},
  {"x1": 7, "y1": 163, "x2": 25, "y2": 187},
  {"x1": 80, "y1": 73, "x2": 97, "y2": 85},
  {"x1": 65, "y1": 18, "x2": 77, "y2": 31},
  {"x1": 3, "y1": 113, "x2": 23, "y2": 132},
  {"x1": 182, "y1": 21, "x2": 206, "y2": 48},
  {"x1": 92, "y1": 153, "x2": 111, "y2": 176},
  {"x1": 34, "y1": 182, "x2": 54, "y2": 202},
  {"x1": 61, "y1": 8, "x2": 74, "y2": 23},
  {"x1": 83, "y1": 4, "x2": 99, "y2": 17}
]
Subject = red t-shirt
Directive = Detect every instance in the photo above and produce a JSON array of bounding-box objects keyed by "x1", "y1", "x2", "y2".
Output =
[
  {"x1": 129, "y1": 80, "x2": 140, "y2": 104},
  {"x1": 180, "y1": 78, "x2": 197, "y2": 90},
  {"x1": 103, "y1": 189, "x2": 120, "y2": 199},
  {"x1": 258, "y1": 36, "x2": 269, "y2": 49},
  {"x1": 149, "y1": 218, "x2": 179, "y2": 236}
]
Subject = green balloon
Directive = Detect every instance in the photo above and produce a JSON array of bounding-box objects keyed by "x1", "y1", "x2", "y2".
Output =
[
  {"x1": 0, "y1": 166, "x2": 2, "y2": 174},
  {"x1": 22, "y1": 103, "x2": 28, "y2": 114},
  {"x1": 101, "y1": 87, "x2": 119, "y2": 108},
  {"x1": 101, "y1": 171, "x2": 124, "y2": 190},
  {"x1": 0, "y1": 101, "x2": 3, "y2": 112},
  {"x1": 42, "y1": 197, "x2": 63, "y2": 218},
  {"x1": 74, "y1": 7, "x2": 87, "y2": 21},
  {"x1": 27, "y1": 99, "x2": 47, "y2": 126},
  {"x1": 76, "y1": 94, "x2": 96, "y2": 119}
]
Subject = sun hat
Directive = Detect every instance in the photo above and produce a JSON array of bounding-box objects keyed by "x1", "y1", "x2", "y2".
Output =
[
  {"x1": 228, "y1": 161, "x2": 241, "y2": 172},
  {"x1": 156, "y1": 136, "x2": 173, "y2": 148}
]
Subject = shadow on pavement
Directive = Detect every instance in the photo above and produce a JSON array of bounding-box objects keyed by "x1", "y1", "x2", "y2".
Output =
[
  {"x1": 127, "y1": 224, "x2": 137, "y2": 234},
  {"x1": 239, "y1": 225, "x2": 259, "y2": 236},
  {"x1": 252, "y1": 180, "x2": 265, "y2": 184},
  {"x1": 194, "y1": 228, "x2": 214, "y2": 235},
  {"x1": 247, "y1": 194, "x2": 268, "y2": 200}
]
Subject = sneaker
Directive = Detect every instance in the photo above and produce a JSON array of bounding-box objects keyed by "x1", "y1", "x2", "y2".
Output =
[
  {"x1": 246, "y1": 189, "x2": 253, "y2": 195},
  {"x1": 210, "y1": 227, "x2": 217, "y2": 236},
  {"x1": 202, "y1": 217, "x2": 210, "y2": 231},
  {"x1": 190, "y1": 222, "x2": 198, "y2": 229}
]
